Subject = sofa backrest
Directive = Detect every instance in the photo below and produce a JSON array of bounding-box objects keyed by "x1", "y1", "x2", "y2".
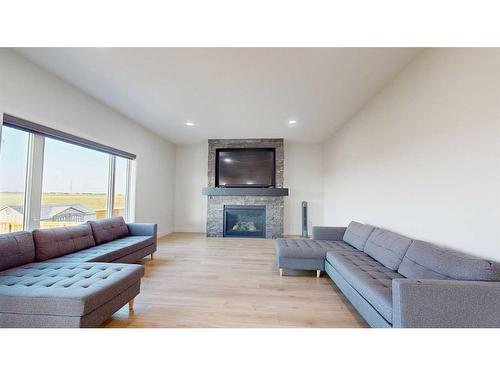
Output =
[
  {"x1": 398, "y1": 240, "x2": 500, "y2": 281},
  {"x1": 0, "y1": 231, "x2": 36, "y2": 271},
  {"x1": 364, "y1": 228, "x2": 413, "y2": 271},
  {"x1": 88, "y1": 216, "x2": 129, "y2": 245},
  {"x1": 343, "y1": 221, "x2": 375, "y2": 250},
  {"x1": 32, "y1": 223, "x2": 96, "y2": 261}
]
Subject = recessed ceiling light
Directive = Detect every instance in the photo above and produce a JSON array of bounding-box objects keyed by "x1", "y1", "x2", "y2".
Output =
[
  {"x1": 288, "y1": 120, "x2": 297, "y2": 124},
  {"x1": 185, "y1": 122, "x2": 195, "y2": 126}
]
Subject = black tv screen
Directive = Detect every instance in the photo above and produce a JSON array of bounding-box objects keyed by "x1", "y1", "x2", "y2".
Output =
[{"x1": 216, "y1": 148, "x2": 275, "y2": 187}]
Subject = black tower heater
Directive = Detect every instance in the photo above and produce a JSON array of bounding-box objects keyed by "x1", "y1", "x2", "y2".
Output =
[{"x1": 301, "y1": 201, "x2": 308, "y2": 238}]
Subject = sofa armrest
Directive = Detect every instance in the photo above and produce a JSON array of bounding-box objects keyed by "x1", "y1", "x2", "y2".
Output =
[
  {"x1": 312, "y1": 226, "x2": 346, "y2": 241},
  {"x1": 392, "y1": 278, "x2": 500, "y2": 328},
  {"x1": 127, "y1": 223, "x2": 158, "y2": 240}
]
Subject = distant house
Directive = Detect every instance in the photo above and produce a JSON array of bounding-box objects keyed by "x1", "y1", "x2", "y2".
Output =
[{"x1": 0, "y1": 204, "x2": 96, "y2": 223}]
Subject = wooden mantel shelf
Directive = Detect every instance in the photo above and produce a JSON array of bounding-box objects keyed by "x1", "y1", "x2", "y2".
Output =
[{"x1": 202, "y1": 187, "x2": 289, "y2": 197}]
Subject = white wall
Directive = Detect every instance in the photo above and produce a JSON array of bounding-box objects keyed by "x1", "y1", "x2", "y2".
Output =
[
  {"x1": 0, "y1": 49, "x2": 176, "y2": 236},
  {"x1": 284, "y1": 141, "x2": 323, "y2": 235},
  {"x1": 174, "y1": 142, "x2": 208, "y2": 232},
  {"x1": 173, "y1": 140, "x2": 324, "y2": 235},
  {"x1": 323, "y1": 48, "x2": 500, "y2": 260}
]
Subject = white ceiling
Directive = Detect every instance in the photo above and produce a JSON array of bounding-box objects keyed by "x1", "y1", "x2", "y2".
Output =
[{"x1": 15, "y1": 48, "x2": 421, "y2": 144}]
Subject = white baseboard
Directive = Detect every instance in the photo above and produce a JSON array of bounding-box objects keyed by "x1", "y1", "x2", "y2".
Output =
[
  {"x1": 157, "y1": 228, "x2": 174, "y2": 238},
  {"x1": 174, "y1": 227, "x2": 207, "y2": 233}
]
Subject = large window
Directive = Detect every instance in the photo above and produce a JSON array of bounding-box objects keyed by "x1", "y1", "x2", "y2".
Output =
[
  {"x1": 0, "y1": 115, "x2": 134, "y2": 232},
  {"x1": 0, "y1": 127, "x2": 29, "y2": 233},
  {"x1": 41, "y1": 138, "x2": 110, "y2": 228}
]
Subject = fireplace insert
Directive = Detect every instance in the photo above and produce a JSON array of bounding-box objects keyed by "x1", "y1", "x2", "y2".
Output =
[{"x1": 223, "y1": 205, "x2": 266, "y2": 238}]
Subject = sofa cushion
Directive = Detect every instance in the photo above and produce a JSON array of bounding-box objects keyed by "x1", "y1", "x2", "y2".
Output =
[
  {"x1": 276, "y1": 238, "x2": 357, "y2": 260},
  {"x1": 0, "y1": 232, "x2": 36, "y2": 272},
  {"x1": 32, "y1": 224, "x2": 96, "y2": 261},
  {"x1": 44, "y1": 236, "x2": 154, "y2": 263},
  {"x1": 89, "y1": 217, "x2": 129, "y2": 245},
  {"x1": 343, "y1": 221, "x2": 375, "y2": 251},
  {"x1": 0, "y1": 262, "x2": 144, "y2": 316},
  {"x1": 364, "y1": 228, "x2": 413, "y2": 271},
  {"x1": 398, "y1": 240, "x2": 500, "y2": 281},
  {"x1": 326, "y1": 250, "x2": 405, "y2": 323}
]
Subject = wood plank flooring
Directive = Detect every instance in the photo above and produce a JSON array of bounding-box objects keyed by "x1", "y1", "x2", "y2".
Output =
[{"x1": 103, "y1": 233, "x2": 367, "y2": 328}]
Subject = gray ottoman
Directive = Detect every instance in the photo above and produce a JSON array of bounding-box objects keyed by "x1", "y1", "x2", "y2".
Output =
[
  {"x1": 275, "y1": 239, "x2": 355, "y2": 277},
  {"x1": 0, "y1": 262, "x2": 144, "y2": 328}
]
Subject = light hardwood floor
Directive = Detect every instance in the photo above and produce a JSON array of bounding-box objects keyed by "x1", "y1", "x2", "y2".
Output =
[{"x1": 103, "y1": 233, "x2": 367, "y2": 328}]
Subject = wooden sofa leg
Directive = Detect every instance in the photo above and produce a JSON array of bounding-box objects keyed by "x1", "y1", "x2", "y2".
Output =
[
  {"x1": 151, "y1": 253, "x2": 154, "y2": 260},
  {"x1": 129, "y1": 298, "x2": 135, "y2": 311},
  {"x1": 316, "y1": 270, "x2": 321, "y2": 278},
  {"x1": 279, "y1": 268, "x2": 284, "y2": 277}
]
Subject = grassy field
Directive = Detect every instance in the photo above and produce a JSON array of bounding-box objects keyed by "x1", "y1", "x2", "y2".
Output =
[{"x1": 0, "y1": 192, "x2": 125, "y2": 210}]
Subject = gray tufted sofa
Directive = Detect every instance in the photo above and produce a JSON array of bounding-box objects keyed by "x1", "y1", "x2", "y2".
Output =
[
  {"x1": 275, "y1": 221, "x2": 500, "y2": 328},
  {"x1": 0, "y1": 217, "x2": 157, "y2": 328}
]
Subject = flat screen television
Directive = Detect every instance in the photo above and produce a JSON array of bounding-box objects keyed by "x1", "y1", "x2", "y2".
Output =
[{"x1": 216, "y1": 148, "x2": 275, "y2": 188}]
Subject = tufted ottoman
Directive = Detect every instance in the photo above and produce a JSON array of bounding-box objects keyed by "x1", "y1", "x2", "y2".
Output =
[
  {"x1": 275, "y1": 238, "x2": 357, "y2": 277},
  {"x1": 0, "y1": 262, "x2": 144, "y2": 328}
]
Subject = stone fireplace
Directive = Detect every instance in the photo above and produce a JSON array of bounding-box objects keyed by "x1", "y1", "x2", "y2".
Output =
[{"x1": 202, "y1": 138, "x2": 288, "y2": 239}]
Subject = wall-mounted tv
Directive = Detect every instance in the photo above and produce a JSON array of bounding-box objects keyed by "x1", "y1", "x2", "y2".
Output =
[{"x1": 216, "y1": 148, "x2": 276, "y2": 188}]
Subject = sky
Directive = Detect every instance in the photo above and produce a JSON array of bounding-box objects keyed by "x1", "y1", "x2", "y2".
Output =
[{"x1": 0, "y1": 126, "x2": 127, "y2": 194}]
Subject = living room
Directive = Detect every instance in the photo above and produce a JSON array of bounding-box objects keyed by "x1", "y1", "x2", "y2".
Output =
[{"x1": 1, "y1": 1, "x2": 499, "y2": 374}]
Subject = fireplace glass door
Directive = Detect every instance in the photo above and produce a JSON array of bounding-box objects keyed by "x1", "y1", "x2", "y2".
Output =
[{"x1": 223, "y1": 205, "x2": 266, "y2": 238}]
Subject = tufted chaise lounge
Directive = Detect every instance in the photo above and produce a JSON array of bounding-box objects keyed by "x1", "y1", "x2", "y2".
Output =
[
  {"x1": 275, "y1": 221, "x2": 500, "y2": 328},
  {"x1": 0, "y1": 262, "x2": 143, "y2": 328},
  {"x1": 0, "y1": 217, "x2": 156, "y2": 328}
]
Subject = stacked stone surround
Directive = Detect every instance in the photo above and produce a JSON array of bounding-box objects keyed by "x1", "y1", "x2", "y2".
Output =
[{"x1": 206, "y1": 138, "x2": 285, "y2": 239}]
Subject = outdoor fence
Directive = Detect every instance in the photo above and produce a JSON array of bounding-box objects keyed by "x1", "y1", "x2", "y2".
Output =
[
  {"x1": 0, "y1": 221, "x2": 22, "y2": 233},
  {"x1": 94, "y1": 208, "x2": 124, "y2": 220},
  {"x1": 0, "y1": 208, "x2": 126, "y2": 234},
  {"x1": 1, "y1": 221, "x2": 81, "y2": 233}
]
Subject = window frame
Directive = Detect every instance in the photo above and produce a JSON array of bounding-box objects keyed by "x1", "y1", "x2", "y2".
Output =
[
  {"x1": 0, "y1": 120, "x2": 31, "y2": 232},
  {"x1": 24, "y1": 133, "x2": 45, "y2": 231},
  {"x1": 110, "y1": 155, "x2": 131, "y2": 221},
  {"x1": 0, "y1": 114, "x2": 134, "y2": 232}
]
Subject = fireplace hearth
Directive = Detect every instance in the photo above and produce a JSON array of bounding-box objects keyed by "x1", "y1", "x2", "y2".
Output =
[{"x1": 223, "y1": 205, "x2": 266, "y2": 238}]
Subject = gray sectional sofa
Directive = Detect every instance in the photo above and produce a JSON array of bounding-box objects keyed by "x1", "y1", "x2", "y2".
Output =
[
  {"x1": 276, "y1": 221, "x2": 500, "y2": 328},
  {"x1": 0, "y1": 217, "x2": 157, "y2": 328}
]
